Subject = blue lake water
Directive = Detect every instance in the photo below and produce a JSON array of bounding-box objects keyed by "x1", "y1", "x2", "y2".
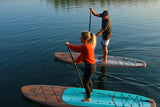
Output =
[{"x1": 0, "y1": 0, "x2": 160, "y2": 106}]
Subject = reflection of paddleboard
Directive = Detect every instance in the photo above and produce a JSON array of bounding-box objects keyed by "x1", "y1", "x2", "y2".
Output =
[
  {"x1": 54, "y1": 52, "x2": 146, "y2": 68},
  {"x1": 21, "y1": 85, "x2": 156, "y2": 107}
]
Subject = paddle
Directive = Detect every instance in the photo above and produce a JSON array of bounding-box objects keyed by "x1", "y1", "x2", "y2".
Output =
[
  {"x1": 89, "y1": 10, "x2": 91, "y2": 32},
  {"x1": 67, "y1": 45, "x2": 84, "y2": 88}
]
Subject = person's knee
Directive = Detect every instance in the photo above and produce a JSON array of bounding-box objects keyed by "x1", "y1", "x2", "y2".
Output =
[{"x1": 83, "y1": 80, "x2": 89, "y2": 86}]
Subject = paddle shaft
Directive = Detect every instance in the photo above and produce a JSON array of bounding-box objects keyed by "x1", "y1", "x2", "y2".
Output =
[
  {"x1": 67, "y1": 46, "x2": 84, "y2": 88},
  {"x1": 89, "y1": 10, "x2": 91, "y2": 32}
]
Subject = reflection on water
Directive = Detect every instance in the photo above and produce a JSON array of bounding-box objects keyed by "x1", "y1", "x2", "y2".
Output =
[
  {"x1": 96, "y1": 67, "x2": 107, "y2": 89},
  {"x1": 43, "y1": 0, "x2": 159, "y2": 10},
  {"x1": 44, "y1": 0, "x2": 110, "y2": 7}
]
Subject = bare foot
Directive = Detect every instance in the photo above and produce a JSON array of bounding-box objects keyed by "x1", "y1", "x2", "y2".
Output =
[
  {"x1": 99, "y1": 60, "x2": 107, "y2": 63},
  {"x1": 82, "y1": 91, "x2": 92, "y2": 94},
  {"x1": 81, "y1": 98, "x2": 91, "y2": 102},
  {"x1": 82, "y1": 91, "x2": 86, "y2": 94},
  {"x1": 99, "y1": 55, "x2": 104, "y2": 59}
]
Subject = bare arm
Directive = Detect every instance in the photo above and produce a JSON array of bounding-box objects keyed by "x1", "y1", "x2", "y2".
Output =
[
  {"x1": 89, "y1": 7, "x2": 100, "y2": 17},
  {"x1": 96, "y1": 28, "x2": 105, "y2": 37}
]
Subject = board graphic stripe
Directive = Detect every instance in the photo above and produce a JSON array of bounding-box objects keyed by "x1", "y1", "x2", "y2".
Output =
[
  {"x1": 112, "y1": 92, "x2": 117, "y2": 107},
  {"x1": 40, "y1": 86, "x2": 47, "y2": 100},
  {"x1": 51, "y1": 87, "x2": 61, "y2": 102}
]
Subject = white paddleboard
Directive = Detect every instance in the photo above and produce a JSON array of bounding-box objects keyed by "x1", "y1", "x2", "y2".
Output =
[{"x1": 54, "y1": 52, "x2": 146, "y2": 68}]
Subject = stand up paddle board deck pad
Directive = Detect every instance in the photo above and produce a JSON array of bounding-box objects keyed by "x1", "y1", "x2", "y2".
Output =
[
  {"x1": 54, "y1": 52, "x2": 146, "y2": 68},
  {"x1": 21, "y1": 85, "x2": 156, "y2": 107}
]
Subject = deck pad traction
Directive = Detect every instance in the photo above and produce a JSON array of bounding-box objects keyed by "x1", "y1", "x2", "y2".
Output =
[{"x1": 62, "y1": 87, "x2": 151, "y2": 107}]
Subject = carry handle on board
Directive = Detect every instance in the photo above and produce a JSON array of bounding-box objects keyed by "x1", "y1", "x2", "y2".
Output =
[{"x1": 67, "y1": 45, "x2": 84, "y2": 88}]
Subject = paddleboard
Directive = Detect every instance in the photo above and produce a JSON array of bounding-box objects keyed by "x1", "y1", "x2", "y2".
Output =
[
  {"x1": 21, "y1": 85, "x2": 156, "y2": 107},
  {"x1": 54, "y1": 52, "x2": 146, "y2": 68}
]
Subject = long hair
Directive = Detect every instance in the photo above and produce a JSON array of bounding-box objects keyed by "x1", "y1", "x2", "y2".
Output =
[{"x1": 81, "y1": 31, "x2": 96, "y2": 48}]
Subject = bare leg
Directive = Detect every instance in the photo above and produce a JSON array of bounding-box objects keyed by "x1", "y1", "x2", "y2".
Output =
[
  {"x1": 99, "y1": 50, "x2": 105, "y2": 59},
  {"x1": 99, "y1": 55, "x2": 104, "y2": 58},
  {"x1": 99, "y1": 46, "x2": 108, "y2": 63},
  {"x1": 104, "y1": 47, "x2": 108, "y2": 62}
]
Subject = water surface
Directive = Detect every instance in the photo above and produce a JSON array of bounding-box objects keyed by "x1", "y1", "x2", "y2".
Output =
[{"x1": 0, "y1": 0, "x2": 160, "y2": 106}]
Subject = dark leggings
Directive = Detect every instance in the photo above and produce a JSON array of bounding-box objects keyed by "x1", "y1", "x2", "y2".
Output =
[{"x1": 83, "y1": 63, "x2": 96, "y2": 98}]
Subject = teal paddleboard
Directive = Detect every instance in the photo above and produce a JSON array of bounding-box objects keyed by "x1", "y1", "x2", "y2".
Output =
[
  {"x1": 21, "y1": 85, "x2": 156, "y2": 107},
  {"x1": 62, "y1": 87, "x2": 155, "y2": 107}
]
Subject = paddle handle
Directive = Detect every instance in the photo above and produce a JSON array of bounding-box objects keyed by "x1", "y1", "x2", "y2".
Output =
[
  {"x1": 89, "y1": 10, "x2": 91, "y2": 32},
  {"x1": 67, "y1": 45, "x2": 84, "y2": 88}
]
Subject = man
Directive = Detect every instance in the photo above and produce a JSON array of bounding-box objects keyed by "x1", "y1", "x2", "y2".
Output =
[{"x1": 89, "y1": 7, "x2": 112, "y2": 63}]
